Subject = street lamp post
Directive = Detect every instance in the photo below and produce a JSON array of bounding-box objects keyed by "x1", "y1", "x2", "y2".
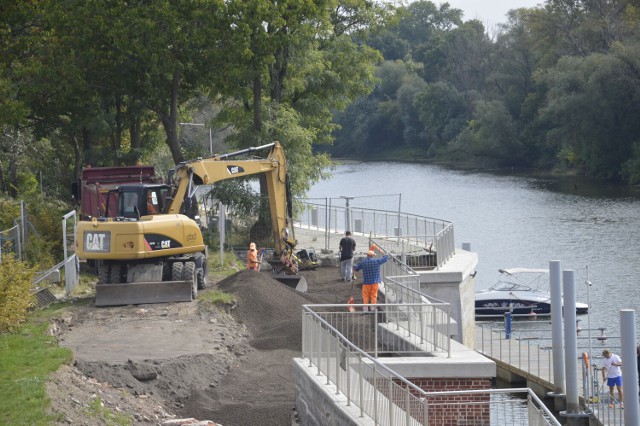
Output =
[
  {"x1": 340, "y1": 196, "x2": 355, "y2": 233},
  {"x1": 179, "y1": 122, "x2": 213, "y2": 154}
]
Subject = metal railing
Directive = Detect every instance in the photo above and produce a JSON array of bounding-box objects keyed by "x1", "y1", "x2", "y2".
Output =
[
  {"x1": 0, "y1": 224, "x2": 21, "y2": 262},
  {"x1": 420, "y1": 388, "x2": 561, "y2": 426},
  {"x1": 383, "y1": 276, "x2": 454, "y2": 352},
  {"x1": 384, "y1": 275, "x2": 422, "y2": 304},
  {"x1": 475, "y1": 322, "x2": 628, "y2": 425},
  {"x1": 304, "y1": 303, "x2": 452, "y2": 358},
  {"x1": 302, "y1": 305, "x2": 560, "y2": 425},
  {"x1": 374, "y1": 239, "x2": 420, "y2": 278},
  {"x1": 476, "y1": 323, "x2": 555, "y2": 384},
  {"x1": 296, "y1": 201, "x2": 454, "y2": 269}
]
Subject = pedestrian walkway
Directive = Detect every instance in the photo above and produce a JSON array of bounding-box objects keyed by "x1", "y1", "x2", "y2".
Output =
[
  {"x1": 475, "y1": 324, "x2": 627, "y2": 426},
  {"x1": 294, "y1": 226, "x2": 374, "y2": 256}
]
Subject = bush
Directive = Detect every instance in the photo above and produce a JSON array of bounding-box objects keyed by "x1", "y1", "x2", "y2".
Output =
[
  {"x1": 0, "y1": 198, "x2": 21, "y2": 229},
  {"x1": 0, "y1": 195, "x2": 74, "y2": 268},
  {"x1": 0, "y1": 255, "x2": 36, "y2": 332}
]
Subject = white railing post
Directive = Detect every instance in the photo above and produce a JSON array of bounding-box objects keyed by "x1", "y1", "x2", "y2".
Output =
[{"x1": 358, "y1": 354, "x2": 364, "y2": 418}]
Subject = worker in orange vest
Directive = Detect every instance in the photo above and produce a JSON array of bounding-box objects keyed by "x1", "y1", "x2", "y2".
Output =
[{"x1": 247, "y1": 242, "x2": 259, "y2": 270}]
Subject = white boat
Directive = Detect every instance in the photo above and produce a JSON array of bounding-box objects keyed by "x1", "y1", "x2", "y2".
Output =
[{"x1": 475, "y1": 268, "x2": 589, "y2": 318}]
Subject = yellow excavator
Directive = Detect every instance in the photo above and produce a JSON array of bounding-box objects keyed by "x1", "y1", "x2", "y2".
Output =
[{"x1": 76, "y1": 142, "x2": 313, "y2": 306}]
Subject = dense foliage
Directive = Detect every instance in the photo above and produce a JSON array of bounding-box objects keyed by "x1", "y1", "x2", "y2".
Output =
[
  {"x1": 0, "y1": 255, "x2": 36, "y2": 332},
  {"x1": 1, "y1": 0, "x2": 385, "y2": 202},
  {"x1": 333, "y1": 0, "x2": 640, "y2": 184},
  {"x1": 2, "y1": 0, "x2": 639, "y2": 198}
]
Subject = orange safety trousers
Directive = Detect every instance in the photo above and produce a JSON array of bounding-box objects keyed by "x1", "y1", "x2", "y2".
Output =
[
  {"x1": 247, "y1": 250, "x2": 258, "y2": 270},
  {"x1": 361, "y1": 283, "x2": 379, "y2": 305}
]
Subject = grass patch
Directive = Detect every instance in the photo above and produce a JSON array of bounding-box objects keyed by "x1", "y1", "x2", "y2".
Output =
[
  {"x1": 0, "y1": 317, "x2": 73, "y2": 425},
  {"x1": 70, "y1": 273, "x2": 98, "y2": 297},
  {"x1": 86, "y1": 396, "x2": 131, "y2": 426},
  {"x1": 199, "y1": 289, "x2": 236, "y2": 306},
  {"x1": 207, "y1": 250, "x2": 244, "y2": 278},
  {"x1": 45, "y1": 272, "x2": 98, "y2": 300}
]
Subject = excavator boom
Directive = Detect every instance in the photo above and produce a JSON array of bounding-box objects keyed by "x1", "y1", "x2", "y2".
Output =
[
  {"x1": 76, "y1": 142, "x2": 303, "y2": 306},
  {"x1": 166, "y1": 142, "x2": 291, "y2": 257}
]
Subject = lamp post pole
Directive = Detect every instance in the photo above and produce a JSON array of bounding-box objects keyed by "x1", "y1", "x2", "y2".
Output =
[
  {"x1": 178, "y1": 122, "x2": 213, "y2": 154},
  {"x1": 340, "y1": 196, "x2": 355, "y2": 233}
]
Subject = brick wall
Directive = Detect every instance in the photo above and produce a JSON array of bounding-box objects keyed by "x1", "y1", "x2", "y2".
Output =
[{"x1": 393, "y1": 377, "x2": 492, "y2": 426}]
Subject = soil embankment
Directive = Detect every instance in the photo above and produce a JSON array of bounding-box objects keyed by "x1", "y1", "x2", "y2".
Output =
[{"x1": 48, "y1": 266, "x2": 354, "y2": 425}]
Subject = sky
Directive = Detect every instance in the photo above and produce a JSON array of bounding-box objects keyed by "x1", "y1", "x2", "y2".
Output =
[{"x1": 443, "y1": 0, "x2": 543, "y2": 26}]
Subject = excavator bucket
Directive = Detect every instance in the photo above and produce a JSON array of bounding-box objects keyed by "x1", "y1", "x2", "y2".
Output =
[
  {"x1": 273, "y1": 274, "x2": 308, "y2": 293},
  {"x1": 95, "y1": 280, "x2": 193, "y2": 306}
]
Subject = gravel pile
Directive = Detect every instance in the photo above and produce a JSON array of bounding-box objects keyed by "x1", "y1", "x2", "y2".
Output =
[{"x1": 216, "y1": 270, "x2": 312, "y2": 351}]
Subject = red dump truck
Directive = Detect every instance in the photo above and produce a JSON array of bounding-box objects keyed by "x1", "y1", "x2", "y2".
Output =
[{"x1": 72, "y1": 166, "x2": 160, "y2": 219}]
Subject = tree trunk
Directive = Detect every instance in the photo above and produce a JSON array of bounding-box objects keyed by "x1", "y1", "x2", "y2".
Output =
[
  {"x1": 72, "y1": 134, "x2": 82, "y2": 183},
  {"x1": 7, "y1": 154, "x2": 17, "y2": 198},
  {"x1": 130, "y1": 116, "x2": 141, "y2": 147},
  {"x1": 82, "y1": 127, "x2": 91, "y2": 162},
  {"x1": 130, "y1": 115, "x2": 141, "y2": 164},
  {"x1": 114, "y1": 95, "x2": 123, "y2": 152},
  {"x1": 0, "y1": 159, "x2": 5, "y2": 194},
  {"x1": 163, "y1": 71, "x2": 184, "y2": 165},
  {"x1": 253, "y1": 76, "x2": 262, "y2": 132},
  {"x1": 270, "y1": 43, "x2": 289, "y2": 103}
]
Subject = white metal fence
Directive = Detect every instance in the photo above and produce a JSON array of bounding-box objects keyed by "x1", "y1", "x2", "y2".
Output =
[
  {"x1": 0, "y1": 223, "x2": 21, "y2": 262},
  {"x1": 302, "y1": 305, "x2": 561, "y2": 425},
  {"x1": 62, "y1": 210, "x2": 78, "y2": 294},
  {"x1": 304, "y1": 303, "x2": 452, "y2": 358},
  {"x1": 476, "y1": 322, "x2": 627, "y2": 425},
  {"x1": 296, "y1": 200, "x2": 455, "y2": 269}
]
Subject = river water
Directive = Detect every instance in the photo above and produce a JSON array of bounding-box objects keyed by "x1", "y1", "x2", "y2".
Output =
[{"x1": 308, "y1": 161, "x2": 640, "y2": 339}]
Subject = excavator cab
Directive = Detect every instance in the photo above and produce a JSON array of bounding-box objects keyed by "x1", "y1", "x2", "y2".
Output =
[{"x1": 106, "y1": 184, "x2": 173, "y2": 218}]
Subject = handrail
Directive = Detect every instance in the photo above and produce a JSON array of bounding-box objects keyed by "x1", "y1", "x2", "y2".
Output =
[{"x1": 296, "y1": 199, "x2": 455, "y2": 269}]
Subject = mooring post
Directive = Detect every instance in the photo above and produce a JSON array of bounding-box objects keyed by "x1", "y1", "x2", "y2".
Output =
[
  {"x1": 560, "y1": 269, "x2": 590, "y2": 425},
  {"x1": 504, "y1": 312, "x2": 512, "y2": 340},
  {"x1": 621, "y1": 309, "x2": 639, "y2": 424},
  {"x1": 550, "y1": 260, "x2": 566, "y2": 392}
]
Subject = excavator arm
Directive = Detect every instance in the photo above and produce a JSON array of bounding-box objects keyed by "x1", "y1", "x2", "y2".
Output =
[
  {"x1": 165, "y1": 142, "x2": 294, "y2": 259},
  {"x1": 77, "y1": 141, "x2": 304, "y2": 307}
]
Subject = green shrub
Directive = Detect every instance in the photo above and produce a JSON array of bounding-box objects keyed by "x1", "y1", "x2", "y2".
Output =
[
  {"x1": 0, "y1": 255, "x2": 36, "y2": 332},
  {"x1": 23, "y1": 234, "x2": 56, "y2": 270},
  {"x1": 0, "y1": 195, "x2": 74, "y2": 268},
  {"x1": 0, "y1": 199, "x2": 21, "y2": 229}
]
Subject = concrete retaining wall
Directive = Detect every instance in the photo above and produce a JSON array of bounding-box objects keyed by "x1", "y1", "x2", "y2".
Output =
[{"x1": 293, "y1": 358, "x2": 376, "y2": 426}]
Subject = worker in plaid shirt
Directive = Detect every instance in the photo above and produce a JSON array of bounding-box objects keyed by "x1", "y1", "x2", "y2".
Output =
[{"x1": 354, "y1": 250, "x2": 388, "y2": 311}]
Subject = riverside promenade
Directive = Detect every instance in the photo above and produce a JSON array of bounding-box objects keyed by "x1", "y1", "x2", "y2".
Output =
[{"x1": 295, "y1": 223, "x2": 627, "y2": 425}]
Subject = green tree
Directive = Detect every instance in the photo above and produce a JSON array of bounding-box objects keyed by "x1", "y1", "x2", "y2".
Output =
[
  {"x1": 395, "y1": 1, "x2": 464, "y2": 83},
  {"x1": 217, "y1": 0, "x2": 383, "y2": 189},
  {"x1": 414, "y1": 81, "x2": 471, "y2": 152},
  {"x1": 540, "y1": 51, "x2": 640, "y2": 179},
  {"x1": 457, "y1": 100, "x2": 524, "y2": 167}
]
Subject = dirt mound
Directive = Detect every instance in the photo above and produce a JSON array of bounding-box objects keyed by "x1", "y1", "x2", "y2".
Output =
[
  {"x1": 217, "y1": 270, "x2": 311, "y2": 350},
  {"x1": 46, "y1": 364, "x2": 176, "y2": 425},
  {"x1": 74, "y1": 352, "x2": 241, "y2": 402},
  {"x1": 180, "y1": 270, "x2": 328, "y2": 425}
]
